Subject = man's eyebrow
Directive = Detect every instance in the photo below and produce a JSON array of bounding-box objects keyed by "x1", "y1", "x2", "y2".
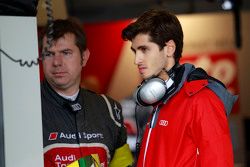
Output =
[
  {"x1": 130, "y1": 47, "x2": 136, "y2": 53},
  {"x1": 137, "y1": 45, "x2": 147, "y2": 49},
  {"x1": 42, "y1": 49, "x2": 54, "y2": 54},
  {"x1": 59, "y1": 48, "x2": 72, "y2": 53}
]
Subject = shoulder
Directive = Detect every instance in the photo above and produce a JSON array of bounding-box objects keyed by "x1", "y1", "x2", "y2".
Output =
[
  {"x1": 183, "y1": 79, "x2": 209, "y2": 96},
  {"x1": 182, "y1": 80, "x2": 225, "y2": 112},
  {"x1": 40, "y1": 80, "x2": 47, "y2": 93},
  {"x1": 100, "y1": 94, "x2": 124, "y2": 127},
  {"x1": 40, "y1": 80, "x2": 54, "y2": 100},
  {"x1": 81, "y1": 88, "x2": 120, "y2": 107},
  {"x1": 183, "y1": 81, "x2": 226, "y2": 118},
  {"x1": 184, "y1": 80, "x2": 221, "y2": 102},
  {"x1": 81, "y1": 88, "x2": 123, "y2": 127}
]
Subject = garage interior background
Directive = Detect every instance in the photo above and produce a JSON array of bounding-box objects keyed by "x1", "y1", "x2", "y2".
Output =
[
  {"x1": 37, "y1": 1, "x2": 249, "y2": 166},
  {"x1": 1, "y1": 0, "x2": 250, "y2": 166}
]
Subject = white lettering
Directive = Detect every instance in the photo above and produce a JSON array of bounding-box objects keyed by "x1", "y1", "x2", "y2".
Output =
[
  {"x1": 82, "y1": 132, "x2": 104, "y2": 140},
  {"x1": 58, "y1": 132, "x2": 104, "y2": 140},
  {"x1": 159, "y1": 120, "x2": 168, "y2": 126},
  {"x1": 55, "y1": 162, "x2": 67, "y2": 167},
  {"x1": 71, "y1": 103, "x2": 82, "y2": 111},
  {"x1": 68, "y1": 154, "x2": 76, "y2": 161},
  {"x1": 60, "y1": 132, "x2": 76, "y2": 139},
  {"x1": 54, "y1": 154, "x2": 76, "y2": 162},
  {"x1": 55, "y1": 155, "x2": 61, "y2": 161}
]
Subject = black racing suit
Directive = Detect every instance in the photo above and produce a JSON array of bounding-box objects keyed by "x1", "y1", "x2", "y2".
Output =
[{"x1": 41, "y1": 81, "x2": 127, "y2": 167}]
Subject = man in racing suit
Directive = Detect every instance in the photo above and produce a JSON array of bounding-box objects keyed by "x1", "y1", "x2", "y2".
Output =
[
  {"x1": 122, "y1": 9, "x2": 237, "y2": 167},
  {"x1": 40, "y1": 19, "x2": 133, "y2": 167}
]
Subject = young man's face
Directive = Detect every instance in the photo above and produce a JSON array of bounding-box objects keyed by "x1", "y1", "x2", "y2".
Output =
[
  {"x1": 131, "y1": 33, "x2": 168, "y2": 80},
  {"x1": 42, "y1": 33, "x2": 89, "y2": 95}
]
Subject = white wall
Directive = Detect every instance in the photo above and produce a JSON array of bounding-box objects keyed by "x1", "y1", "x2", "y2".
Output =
[{"x1": 0, "y1": 16, "x2": 43, "y2": 167}]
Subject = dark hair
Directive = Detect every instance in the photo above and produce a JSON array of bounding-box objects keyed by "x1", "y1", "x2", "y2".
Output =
[
  {"x1": 122, "y1": 9, "x2": 183, "y2": 62},
  {"x1": 40, "y1": 18, "x2": 87, "y2": 54}
]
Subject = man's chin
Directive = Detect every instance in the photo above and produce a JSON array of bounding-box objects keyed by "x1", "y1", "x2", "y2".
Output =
[
  {"x1": 50, "y1": 79, "x2": 67, "y2": 88},
  {"x1": 141, "y1": 75, "x2": 151, "y2": 80}
]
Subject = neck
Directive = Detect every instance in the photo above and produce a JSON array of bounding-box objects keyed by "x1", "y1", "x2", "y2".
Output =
[
  {"x1": 165, "y1": 62, "x2": 179, "y2": 78},
  {"x1": 55, "y1": 87, "x2": 80, "y2": 96},
  {"x1": 158, "y1": 70, "x2": 170, "y2": 81},
  {"x1": 48, "y1": 81, "x2": 80, "y2": 96},
  {"x1": 57, "y1": 90, "x2": 80, "y2": 101}
]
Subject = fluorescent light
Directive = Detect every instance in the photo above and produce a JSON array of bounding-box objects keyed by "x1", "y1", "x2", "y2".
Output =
[{"x1": 222, "y1": 0, "x2": 233, "y2": 10}]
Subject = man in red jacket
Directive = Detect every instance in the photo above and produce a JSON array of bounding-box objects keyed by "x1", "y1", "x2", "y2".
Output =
[{"x1": 122, "y1": 9, "x2": 237, "y2": 167}]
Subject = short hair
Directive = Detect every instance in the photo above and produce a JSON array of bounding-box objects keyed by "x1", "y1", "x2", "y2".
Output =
[
  {"x1": 122, "y1": 9, "x2": 183, "y2": 62},
  {"x1": 40, "y1": 18, "x2": 87, "y2": 54}
]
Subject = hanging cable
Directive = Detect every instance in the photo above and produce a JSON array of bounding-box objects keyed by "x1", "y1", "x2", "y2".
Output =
[
  {"x1": 44, "y1": 0, "x2": 54, "y2": 51},
  {"x1": 0, "y1": 49, "x2": 38, "y2": 67}
]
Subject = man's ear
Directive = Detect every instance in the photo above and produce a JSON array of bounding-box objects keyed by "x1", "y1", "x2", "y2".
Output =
[
  {"x1": 164, "y1": 40, "x2": 176, "y2": 71},
  {"x1": 81, "y1": 48, "x2": 90, "y2": 67},
  {"x1": 164, "y1": 40, "x2": 176, "y2": 57}
]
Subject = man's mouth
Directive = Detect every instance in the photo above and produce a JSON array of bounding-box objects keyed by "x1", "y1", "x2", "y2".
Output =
[
  {"x1": 53, "y1": 72, "x2": 67, "y2": 77},
  {"x1": 138, "y1": 67, "x2": 146, "y2": 74}
]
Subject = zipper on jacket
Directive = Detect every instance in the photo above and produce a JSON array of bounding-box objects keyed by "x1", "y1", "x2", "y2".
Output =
[{"x1": 142, "y1": 105, "x2": 161, "y2": 167}]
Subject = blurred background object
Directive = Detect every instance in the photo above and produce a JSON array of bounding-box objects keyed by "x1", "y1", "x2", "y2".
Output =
[{"x1": 0, "y1": 0, "x2": 39, "y2": 16}]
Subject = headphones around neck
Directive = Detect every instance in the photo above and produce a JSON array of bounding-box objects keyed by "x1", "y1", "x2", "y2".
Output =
[
  {"x1": 134, "y1": 63, "x2": 179, "y2": 106},
  {"x1": 134, "y1": 77, "x2": 174, "y2": 106},
  {"x1": 134, "y1": 77, "x2": 167, "y2": 106}
]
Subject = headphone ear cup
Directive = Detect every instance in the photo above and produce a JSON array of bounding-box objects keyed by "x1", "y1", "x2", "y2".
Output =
[
  {"x1": 135, "y1": 78, "x2": 167, "y2": 106},
  {"x1": 134, "y1": 86, "x2": 148, "y2": 106}
]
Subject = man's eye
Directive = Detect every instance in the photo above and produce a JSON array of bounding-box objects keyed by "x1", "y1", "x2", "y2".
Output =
[
  {"x1": 43, "y1": 52, "x2": 53, "y2": 57},
  {"x1": 141, "y1": 47, "x2": 147, "y2": 52},
  {"x1": 62, "y1": 51, "x2": 72, "y2": 56}
]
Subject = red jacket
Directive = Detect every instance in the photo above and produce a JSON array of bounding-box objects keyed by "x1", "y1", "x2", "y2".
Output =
[{"x1": 136, "y1": 79, "x2": 234, "y2": 167}]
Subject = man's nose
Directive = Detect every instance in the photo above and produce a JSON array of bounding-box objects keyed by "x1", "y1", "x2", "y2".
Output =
[
  {"x1": 52, "y1": 54, "x2": 63, "y2": 66},
  {"x1": 134, "y1": 53, "x2": 142, "y2": 65}
]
